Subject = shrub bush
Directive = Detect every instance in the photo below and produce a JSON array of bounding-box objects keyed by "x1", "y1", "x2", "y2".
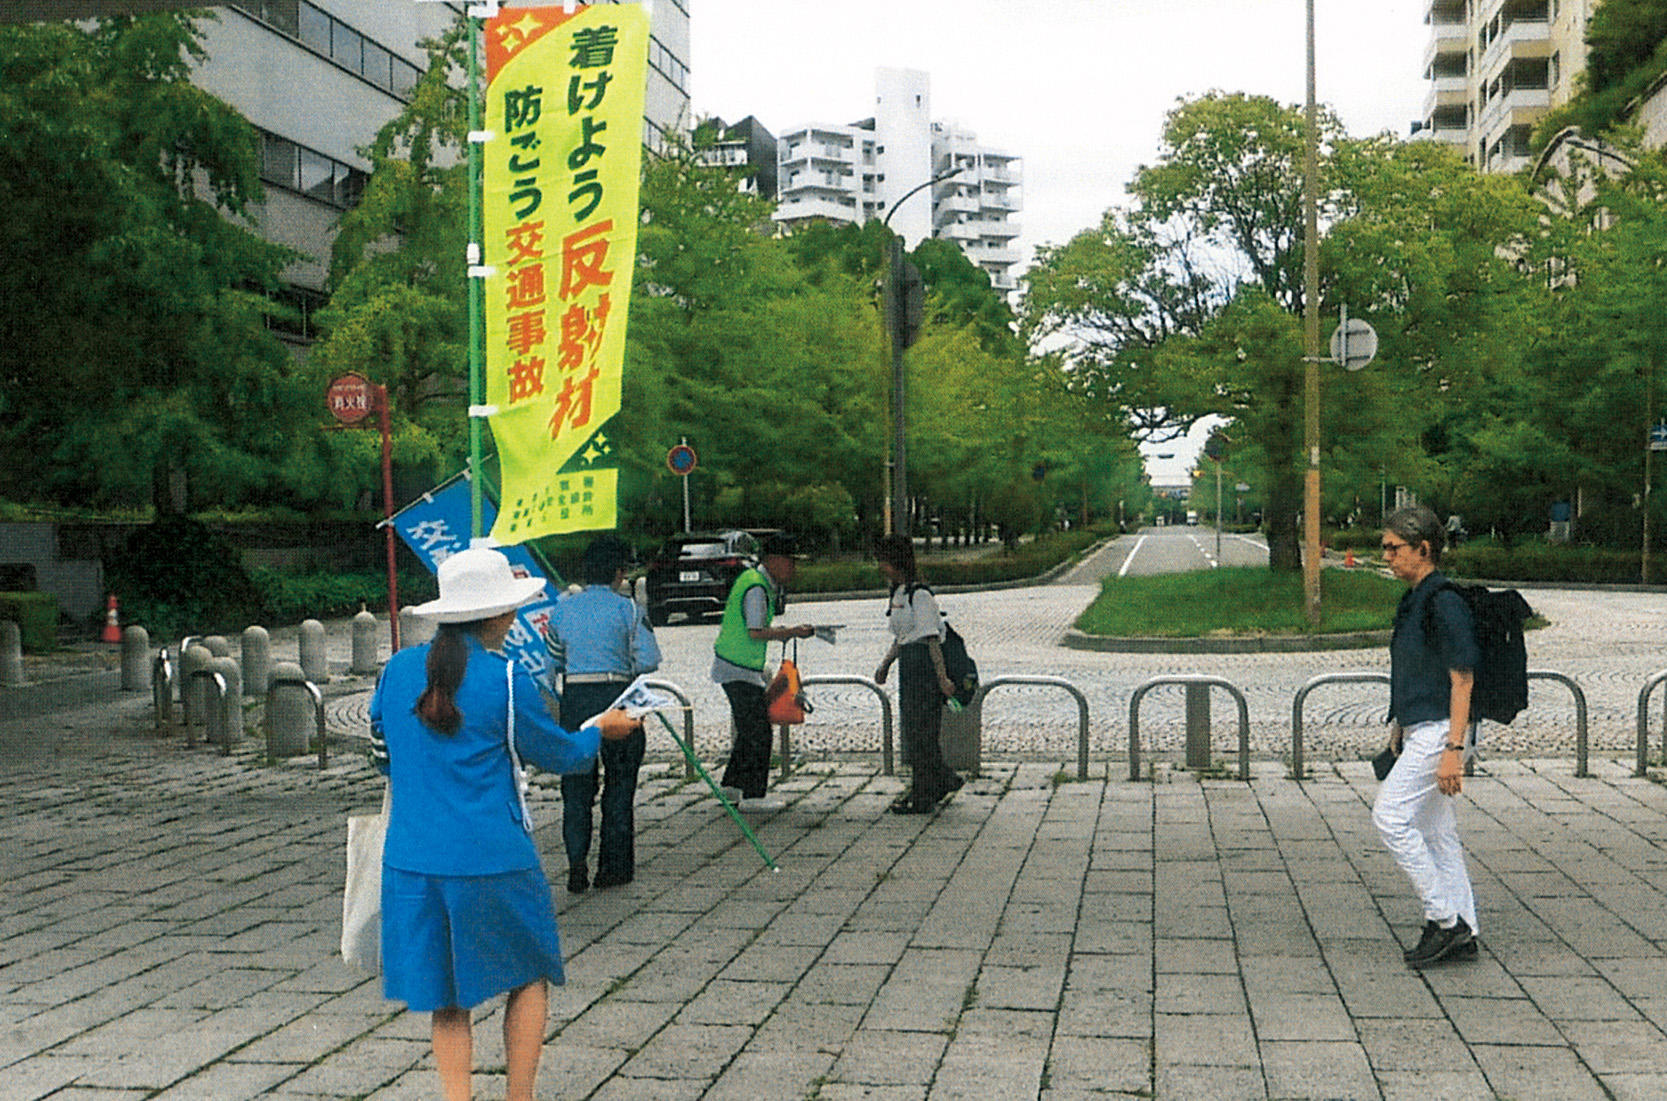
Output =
[{"x1": 0, "y1": 592, "x2": 59, "y2": 652}]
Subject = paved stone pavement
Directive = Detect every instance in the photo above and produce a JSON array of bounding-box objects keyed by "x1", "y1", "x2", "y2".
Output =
[{"x1": 4, "y1": 574, "x2": 1667, "y2": 1099}]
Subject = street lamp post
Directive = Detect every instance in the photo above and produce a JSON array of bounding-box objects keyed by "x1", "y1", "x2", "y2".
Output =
[{"x1": 883, "y1": 165, "x2": 963, "y2": 537}]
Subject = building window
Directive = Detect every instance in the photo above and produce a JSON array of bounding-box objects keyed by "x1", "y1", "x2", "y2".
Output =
[
  {"x1": 227, "y1": 0, "x2": 423, "y2": 102},
  {"x1": 259, "y1": 130, "x2": 369, "y2": 210}
]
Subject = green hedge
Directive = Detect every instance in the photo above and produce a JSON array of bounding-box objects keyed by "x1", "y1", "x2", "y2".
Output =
[
  {"x1": 1445, "y1": 543, "x2": 1645, "y2": 584},
  {"x1": 0, "y1": 592, "x2": 58, "y2": 652},
  {"x1": 793, "y1": 530, "x2": 1105, "y2": 594}
]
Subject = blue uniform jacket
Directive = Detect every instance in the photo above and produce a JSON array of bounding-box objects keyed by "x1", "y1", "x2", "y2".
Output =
[{"x1": 370, "y1": 635, "x2": 600, "y2": 877}]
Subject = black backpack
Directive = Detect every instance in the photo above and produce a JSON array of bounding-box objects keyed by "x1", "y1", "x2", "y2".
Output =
[
  {"x1": 901, "y1": 584, "x2": 979, "y2": 706},
  {"x1": 1423, "y1": 582, "x2": 1533, "y2": 725}
]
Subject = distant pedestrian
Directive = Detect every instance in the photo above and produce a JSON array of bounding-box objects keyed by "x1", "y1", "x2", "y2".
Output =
[
  {"x1": 371, "y1": 547, "x2": 640, "y2": 1101},
  {"x1": 549, "y1": 535, "x2": 661, "y2": 893},
  {"x1": 711, "y1": 531, "x2": 815, "y2": 811},
  {"x1": 1372, "y1": 505, "x2": 1481, "y2": 968},
  {"x1": 872, "y1": 534, "x2": 963, "y2": 814}
]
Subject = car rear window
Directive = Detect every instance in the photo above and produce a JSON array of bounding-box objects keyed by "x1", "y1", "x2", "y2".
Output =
[{"x1": 674, "y1": 540, "x2": 729, "y2": 560}]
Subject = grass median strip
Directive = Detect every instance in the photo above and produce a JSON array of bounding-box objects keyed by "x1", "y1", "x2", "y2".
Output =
[{"x1": 1075, "y1": 566, "x2": 1404, "y2": 638}]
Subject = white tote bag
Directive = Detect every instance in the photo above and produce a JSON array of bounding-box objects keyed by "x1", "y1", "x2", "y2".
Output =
[{"x1": 341, "y1": 783, "x2": 390, "y2": 974}]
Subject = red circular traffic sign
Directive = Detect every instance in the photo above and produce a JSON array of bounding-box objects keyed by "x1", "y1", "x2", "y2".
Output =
[
  {"x1": 326, "y1": 373, "x2": 373, "y2": 425},
  {"x1": 666, "y1": 443, "x2": 698, "y2": 475}
]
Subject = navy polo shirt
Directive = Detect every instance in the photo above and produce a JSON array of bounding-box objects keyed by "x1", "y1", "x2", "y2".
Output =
[{"x1": 1388, "y1": 570, "x2": 1479, "y2": 728}]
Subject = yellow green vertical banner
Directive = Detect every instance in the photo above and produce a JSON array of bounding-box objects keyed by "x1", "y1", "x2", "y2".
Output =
[{"x1": 482, "y1": 3, "x2": 647, "y2": 543}]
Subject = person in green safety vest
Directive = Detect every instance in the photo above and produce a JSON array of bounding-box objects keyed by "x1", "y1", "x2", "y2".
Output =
[{"x1": 711, "y1": 531, "x2": 815, "y2": 810}]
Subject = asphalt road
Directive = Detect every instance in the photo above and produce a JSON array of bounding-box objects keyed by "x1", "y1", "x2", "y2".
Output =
[{"x1": 1067, "y1": 524, "x2": 1270, "y2": 578}]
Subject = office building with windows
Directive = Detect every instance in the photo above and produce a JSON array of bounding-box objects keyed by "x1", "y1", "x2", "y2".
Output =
[
  {"x1": 773, "y1": 68, "x2": 1024, "y2": 293},
  {"x1": 1419, "y1": 0, "x2": 1597, "y2": 172},
  {"x1": 5, "y1": 1, "x2": 690, "y2": 347}
]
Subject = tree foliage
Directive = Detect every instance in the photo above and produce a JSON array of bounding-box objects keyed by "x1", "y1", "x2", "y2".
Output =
[{"x1": 0, "y1": 13, "x2": 299, "y2": 513}]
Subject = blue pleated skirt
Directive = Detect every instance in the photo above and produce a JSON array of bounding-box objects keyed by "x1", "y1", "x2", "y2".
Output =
[{"x1": 380, "y1": 865, "x2": 565, "y2": 1012}]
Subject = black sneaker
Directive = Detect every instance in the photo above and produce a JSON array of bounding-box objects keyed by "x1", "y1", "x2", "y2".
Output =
[
  {"x1": 567, "y1": 866, "x2": 589, "y2": 894},
  {"x1": 1403, "y1": 920, "x2": 1441, "y2": 962},
  {"x1": 1407, "y1": 917, "x2": 1473, "y2": 967}
]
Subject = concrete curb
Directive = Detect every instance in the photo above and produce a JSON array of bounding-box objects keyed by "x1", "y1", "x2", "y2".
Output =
[{"x1": 1061, "y1": 627, "x2": 1393, "y2": 654}]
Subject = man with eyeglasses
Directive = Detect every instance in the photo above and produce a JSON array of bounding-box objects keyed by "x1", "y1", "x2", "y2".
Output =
[{"x1": 1371, "y1": 504, "x2": 1481, "y2": 968}]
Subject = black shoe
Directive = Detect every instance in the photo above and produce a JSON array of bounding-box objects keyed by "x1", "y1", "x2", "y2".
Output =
[
  {"x1": 887, "y1": 793, "x2": 936, "y2": 815},
  {"x1": 1403, "y1": 920, "x2": 1441, "y2": 962},
  {"x1": 567, "y1": 867, "x2": 589, "y2": 894},
  {"x1": 592, "y1": 869, "x2": 633, "y2": 889},
  {"x1": 1407, "y1": 917, "x2": 1473, "y2": 967},
  {"x1": 1404, "y1": 922, "x2": 1481, "y2": 962}
]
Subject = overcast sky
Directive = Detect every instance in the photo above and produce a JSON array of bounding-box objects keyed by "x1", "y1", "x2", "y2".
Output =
[{"x1": 686, "y1": 0, "x2": 1432, "y2": 478}]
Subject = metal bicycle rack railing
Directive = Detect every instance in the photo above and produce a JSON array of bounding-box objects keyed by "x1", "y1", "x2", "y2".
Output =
[
  {"x1": 642, "y1": 678, "x2": 700, "y2": 779},
  {"x1": 1292, "y1": 669, "x2": 1590, "y2": 779},
  {"x1": 152, "y1": 647, "x2": 175, "y2": 729},
  {"x1": 971, "y1": 675, "x2": 1092, "y2": 780},
  {"x1": 1636, "y1": 670, "x2": 1667, "y2": 777},
  {"x1": 1528, "y1": 671, "x2": 1590, "y2": 777},
  {"x1": 1128, "y1": 675, "x2": 1251, "y2": 781},
  {"x1": 192, "y1": 669, "x2": 230, "y2": 754},
  {"x1": 1291, "y1": 672, "x2": 1389, "y2": 780},
  {"x1": 791, "y1": 675, "x2": 896, "y2": 777}
]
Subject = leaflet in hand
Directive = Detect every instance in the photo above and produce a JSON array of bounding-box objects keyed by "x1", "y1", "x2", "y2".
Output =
[{"x1": 585, "y1": 676, "x2": 677, "y2": 728}]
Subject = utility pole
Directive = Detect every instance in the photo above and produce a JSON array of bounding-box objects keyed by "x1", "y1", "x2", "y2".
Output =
[{"x1": 1301, "y1": 0, "x2": 1323, "y2": 626}]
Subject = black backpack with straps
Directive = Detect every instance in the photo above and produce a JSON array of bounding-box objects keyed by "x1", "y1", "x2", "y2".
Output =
[{"x1": 1423, "y1": 581, "x2": 1533, "y2": 725}]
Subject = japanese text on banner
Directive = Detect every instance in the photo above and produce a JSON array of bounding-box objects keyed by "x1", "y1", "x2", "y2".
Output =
[{"x1": 482, "y1": 4, "x2": 646, "y2": 543}]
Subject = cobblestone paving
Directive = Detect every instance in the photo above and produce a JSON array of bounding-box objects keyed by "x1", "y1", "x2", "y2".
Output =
[
  {"x1": 4, "y1": 572, "x2": 1666, "y2": 1099},
  {"x1": 3, "y1": 704, "x2": 1667, "y2": 1100}
]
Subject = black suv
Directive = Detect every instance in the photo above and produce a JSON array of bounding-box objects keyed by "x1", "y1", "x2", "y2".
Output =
[{"x1": 643, "y1": 530, "x2": 763, "y2": 625}]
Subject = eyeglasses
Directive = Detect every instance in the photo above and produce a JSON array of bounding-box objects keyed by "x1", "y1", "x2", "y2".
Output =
[{"x1": 1380, "y1": 540, "x2": 1411, "y2": 555}]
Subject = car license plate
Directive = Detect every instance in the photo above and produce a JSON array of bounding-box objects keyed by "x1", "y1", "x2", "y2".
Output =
[{"x1": 679, "y1": 571, "x2": 700, "y2": 583}]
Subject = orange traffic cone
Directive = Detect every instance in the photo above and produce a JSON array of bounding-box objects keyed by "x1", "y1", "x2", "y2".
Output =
[
  {"x1": 1345, "y1": 549, "x2": 1356, "y2": 568},
  {"x1": 101, "y1": 594, "x2": 122, "y2": 643}
]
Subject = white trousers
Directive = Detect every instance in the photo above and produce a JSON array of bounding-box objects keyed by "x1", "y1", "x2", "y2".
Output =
[{"x1": 1371, "y1": 719, "x2": 1479, "y2": 934}]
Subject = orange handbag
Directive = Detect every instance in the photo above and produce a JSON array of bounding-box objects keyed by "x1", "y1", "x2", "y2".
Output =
[{"x1": 765, "y1": 641, "x2": 811, "y2": 725}]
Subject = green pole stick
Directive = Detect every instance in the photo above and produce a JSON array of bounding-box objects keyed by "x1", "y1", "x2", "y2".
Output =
[
  {"x1": 653, "y1": 711, "x2": 778, "y2": 872},
  {"x1": 465, "y1": 10, "x2": 485, "y2": 541}
]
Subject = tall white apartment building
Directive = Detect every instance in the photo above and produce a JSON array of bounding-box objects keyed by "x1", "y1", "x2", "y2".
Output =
[
  {"x1": 774, "y1": 68, "x2": 1024, "y2": 292},
  {"x1": 1420, "y1": 0, "x2": 1597, "y2": 172}
]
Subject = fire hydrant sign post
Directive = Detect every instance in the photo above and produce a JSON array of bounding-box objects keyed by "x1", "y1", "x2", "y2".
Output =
[
  {"x1": 326, "y1": 372, "x2": 373, "y2": 426},
  {"x1": 325, "y1": 372, "x2": 400, "y2": 650}
]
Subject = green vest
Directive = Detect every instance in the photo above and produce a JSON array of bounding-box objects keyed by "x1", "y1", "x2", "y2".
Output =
[{"x1": 714, "y1": 567, "x2": 776, "y2": 670}]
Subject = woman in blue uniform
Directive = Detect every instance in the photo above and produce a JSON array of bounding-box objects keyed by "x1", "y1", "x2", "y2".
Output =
[{"x1": 370, "y1": 547, "x2": 639, "y2": 1101}]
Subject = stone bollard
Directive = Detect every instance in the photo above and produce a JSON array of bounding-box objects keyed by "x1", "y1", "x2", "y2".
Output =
[
  {"x1": 242, "y1": 626, "x2": 271, "y2": 698},
  {"x1": 121, "y1": 625, "x2": 151, "y2": 692},
  {"x1": 351, "y1": 610, "x2": 381, "y2": 675},
  {"x1": 266, "y1": 661, "x2": 315, "y2": 758},
  {"x1": 180, "y1": 644, "x2": 213, "y2": 738},
  {"x1": 299, "y1": 619, "x2": 329, "y2": 683},
  {"x1": 201, "y1": 635, "x2": 231, "y2": 659},
  {"x1": 209, "y1": 656, "x2": 243, "y2": 749},
  {"x1": 399, "y1": 607, "x2": 435, "y2": 649},
  {"x1": 1, "y1": 621, "x2": 23, "y2": 688}
]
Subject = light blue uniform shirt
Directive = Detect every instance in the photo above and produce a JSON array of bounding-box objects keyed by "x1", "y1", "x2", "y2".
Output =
[{"x1": 546, "y1": 585, "x2": 661, "y2": 678}]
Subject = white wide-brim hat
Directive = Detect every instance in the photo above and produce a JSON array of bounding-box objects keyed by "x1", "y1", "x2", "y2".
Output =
[{"x1": 410, "y1": 547, "x2": 546, "y2": 623}]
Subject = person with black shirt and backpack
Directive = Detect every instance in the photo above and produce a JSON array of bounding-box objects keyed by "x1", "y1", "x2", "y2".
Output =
[
  {"x1": 1373, "y1": 505, "x2": 1482, "y2": 967},
  {"x1": 873, "y1": 534, "x2": 963, "y2": 815}
]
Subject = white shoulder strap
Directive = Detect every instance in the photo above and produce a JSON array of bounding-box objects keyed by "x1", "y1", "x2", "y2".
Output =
[{"x1": 505, "y1": 659, "x2": 533, "y2": 833}]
